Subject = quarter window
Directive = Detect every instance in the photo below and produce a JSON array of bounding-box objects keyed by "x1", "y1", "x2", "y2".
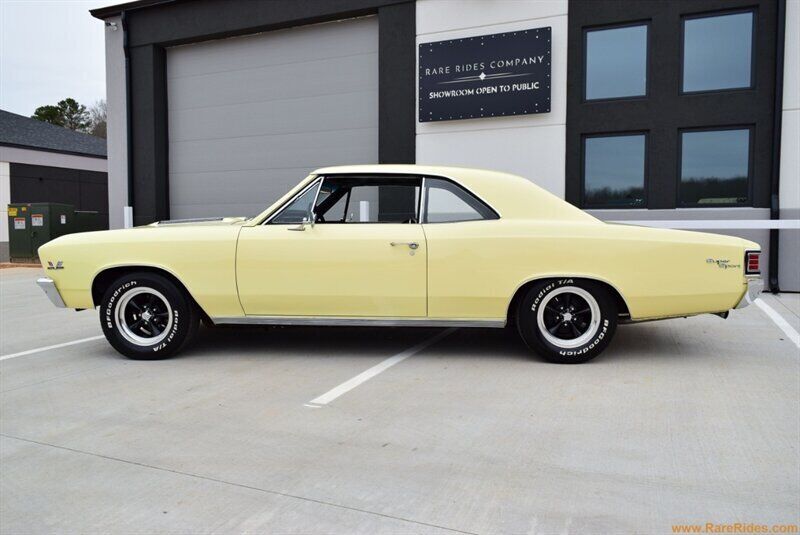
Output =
[
  {"x1": 679, "y1": 128, "x2": 751, "y2": 206},
  {"x1": 585, "y1": 24, "x2": 648, "y2": 100},
  {"x1": 269, "y1": 180, "x2": 320, "y2": 224},
  {"x1": 583, "y1": 134, "x2": 646, "y2": 208},
  {"x1": 423, "y1": 178, "x2": 497, "y2": 223},
  {"x1": 682, "y1": 11, "x2": 754, "y2": 93}
]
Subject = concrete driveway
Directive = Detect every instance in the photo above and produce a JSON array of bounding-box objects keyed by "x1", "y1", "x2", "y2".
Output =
[{"x1": 1, "y1": 267, "x2": 798, "y2": 534}]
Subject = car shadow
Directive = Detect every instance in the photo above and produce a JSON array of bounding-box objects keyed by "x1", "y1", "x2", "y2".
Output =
[
  {"x1": 180, "y1": 318, "x2": 706, "y2": 364},
  {"x1": 184, "y1": 324, "x2": 532, "y2": 362}
]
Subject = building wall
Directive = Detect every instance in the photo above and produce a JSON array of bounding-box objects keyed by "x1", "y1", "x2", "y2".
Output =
[
  {"x1": 0, "y1": 147, "x2": 107, "y2": 173},
  {"x1": 0, "y1": 161, "x2": 9, "y2": 261},
  {"x1": 779, "y1": 0, "x2": 800, "y2": 291},
  {"x1": 415, "y1": 0, "x2": 568, "y2": 197},
  {"x1": 104, "y1": 15, "x2": 128, "y2": 230},
  {"x1": 9, "y1": 163, "x2": 109, "y2": 229},
  {"x1": 0, "y1": 148, "x2": 107, "y2": 262},
  {"x1": 97, "y1": 0, "x2": 797, "y2": 290}
]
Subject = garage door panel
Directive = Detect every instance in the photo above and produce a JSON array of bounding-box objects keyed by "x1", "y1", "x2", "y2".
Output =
[
  {"x1": 167, "y1": 17, "x2": 378, "y2": 79},
  {"x1": 168, "y1": 53, "x2": 378, "y2": 112},
  {"x1": 170, "y1": 202, "x2": 277, "y2": 220},
  {"x1": 170, "y1": 128, "x2": 378, "y2": 174},
  {"x1": 169, "y1": 168, "x2": 312, "y2": 218},
  {"x1": 167, "y1": 16, "x2": 378, "y2": 218},
  {"x1": 169, "y1": 90, "x2": 378, "y2": 142}
]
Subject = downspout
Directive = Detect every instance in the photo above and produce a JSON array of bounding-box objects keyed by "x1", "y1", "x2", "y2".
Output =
[
  {"x1": 768, "y1": 0, "x2": 786, "y2": 293},
  {"x1": 122, "y1": 10, "x2": 135, "y2": 227}
]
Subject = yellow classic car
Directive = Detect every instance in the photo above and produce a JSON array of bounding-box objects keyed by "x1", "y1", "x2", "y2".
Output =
[{"x1": 36, "y1": 165, "x2": 762, "y2": 363}]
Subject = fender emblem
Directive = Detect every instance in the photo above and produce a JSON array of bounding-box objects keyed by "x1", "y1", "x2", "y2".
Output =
[
  {"x1": 47, "y1": 260, "x2": 64, "y2": 270},
  {"x1": 706, "y1": 258, "x2": 740, "y2": 270}
]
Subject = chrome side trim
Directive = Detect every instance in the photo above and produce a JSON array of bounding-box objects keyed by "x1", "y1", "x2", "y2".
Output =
[
  {"x1": 36, "y1": 277, "x2": 66, "y2": 308},
  {"x1": 735, "y1": 278, "x2": 764, "y2": 309},
  {"x1": 212, "y1": 316, "x2": 506, "y2": 328}
]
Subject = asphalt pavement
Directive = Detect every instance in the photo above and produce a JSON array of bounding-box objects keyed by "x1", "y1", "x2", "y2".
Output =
[{"x1": 1, "y1": 267, "x2": 798, "y2": 534}]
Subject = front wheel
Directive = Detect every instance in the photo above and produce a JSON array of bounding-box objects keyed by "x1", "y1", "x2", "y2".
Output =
[
  {"x1": 100, "y1": 272, "x2": 200, "y2": 360},
  {"x1": 516, "y1": 279, "x2": 618, "y2": 364}
]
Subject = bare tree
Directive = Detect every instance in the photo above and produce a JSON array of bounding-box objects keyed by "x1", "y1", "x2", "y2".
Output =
[{"x1": 88, "y1": 99, "x2": 107, "y2": 139}]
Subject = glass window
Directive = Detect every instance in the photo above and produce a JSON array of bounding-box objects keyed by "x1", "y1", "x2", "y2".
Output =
[
  {"x1": 585, "y1": 24, "x2": 648, "y2": 100},
  {"x1": 682, "y1": 11, "x2": 753, "y2": 92},
  {"x1": 423, "y1": 178, "x2": 498, "y2": 223},
  {"x1": 269, "y1": 181, "x2": 320, "y2": 224},
  {"x1": 680, "y1": 128, "x2": 750, "y2": 206},
  {"x1": 313, "y1": 176, "x2": 421, "y2": 223},
  {"x1": 583, "y1": 134, "x2": 646, "y2": 208}
]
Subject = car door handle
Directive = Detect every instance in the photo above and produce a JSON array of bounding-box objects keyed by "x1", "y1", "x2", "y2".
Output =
[{"x1": 390, "y1": 241, "x2": 419, "y2": 250}]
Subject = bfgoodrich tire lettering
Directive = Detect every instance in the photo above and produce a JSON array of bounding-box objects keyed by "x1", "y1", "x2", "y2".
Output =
[
  {"x1": 100, "y1": 272, "x2": 200, "y2": 360},
  {"x1": 516, "y1": 279, "x2": 618, "y2": 364}
]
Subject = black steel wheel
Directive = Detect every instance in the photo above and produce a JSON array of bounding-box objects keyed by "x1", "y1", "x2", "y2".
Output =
[
  {"x1": 100, "y1": 272, "x2": 200, "y2": 360},
  {"x1": 516, "y1": 279, "x2": 618, "y2": 364}
]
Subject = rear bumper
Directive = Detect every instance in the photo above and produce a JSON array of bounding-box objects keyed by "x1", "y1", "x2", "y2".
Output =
[
  {"x1": 735, "y1": 278, "x2": 763, "y2": 309},
  {"x1": 37, "y1": 277, "x2": 66, "y2": 308}
]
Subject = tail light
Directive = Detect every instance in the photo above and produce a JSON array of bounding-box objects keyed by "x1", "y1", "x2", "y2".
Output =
[{"x1": 745, "y1": 251, "x2": 760, "y2": 276}]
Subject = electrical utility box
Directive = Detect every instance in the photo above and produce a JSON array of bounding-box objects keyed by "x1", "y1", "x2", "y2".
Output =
[{"x1": 7, "y1": 203, "x2": 74, "y2": 262}]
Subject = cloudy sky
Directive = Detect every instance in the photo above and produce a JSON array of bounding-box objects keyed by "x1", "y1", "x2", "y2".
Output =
[{"x1": 0, "y1": 0, "x2": 120, "y2": 117}]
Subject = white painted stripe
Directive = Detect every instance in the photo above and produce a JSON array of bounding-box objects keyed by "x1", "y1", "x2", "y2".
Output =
[
  {"x1": 609, "y1": 219, "x2": 800, "y2": 230},
  {"x1": 752, "y1": 298, "x2": 800, "y2": 349},
  {"x1": 0, "y1": 335, "x2": 105, "y2": 361},
  {"x1": 306, "y1": 328, "x2": 456, "y2": 407}
]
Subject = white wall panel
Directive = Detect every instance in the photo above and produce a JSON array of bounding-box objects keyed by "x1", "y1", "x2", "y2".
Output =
[
  {"x1": 417, "y1": 124, "x2": 566, "y2": 196},
  {"x1": 103, "y1": 15, "x2": 127, "y2": 229},
  {"x1": 416, "y1": 0, "x2": 568, "y2": 196}
]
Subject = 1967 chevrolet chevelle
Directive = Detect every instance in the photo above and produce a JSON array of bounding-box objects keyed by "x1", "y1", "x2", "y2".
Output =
[{"x1": 36, "y1": 165, "x2": 762, "y2": 363}]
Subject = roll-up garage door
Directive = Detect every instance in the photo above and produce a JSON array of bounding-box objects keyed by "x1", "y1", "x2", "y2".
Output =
[{"x1": 166, "y1": 17, "x2": 378, "y2": 219}]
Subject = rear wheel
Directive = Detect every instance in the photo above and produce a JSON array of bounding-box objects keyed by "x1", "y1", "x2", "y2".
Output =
[
  {"x1": 516, "y1": 279, "x2": 617, "y2": 364},
  {"x1": 100, "y1": 272, "x2": 200, "y2": 360}
]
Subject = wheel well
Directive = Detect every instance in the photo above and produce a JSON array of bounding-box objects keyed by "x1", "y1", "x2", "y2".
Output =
[
  {"x1": 506, "y1": 277, "x2": 630, "y2": 326},
  {"x1": 91, "y1": 266, "x2": 211, "y2": 323}
]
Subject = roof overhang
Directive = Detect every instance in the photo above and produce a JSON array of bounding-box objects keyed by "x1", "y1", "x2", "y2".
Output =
[{"x1": 90, "y1": 0, "x2": 175, "y2": 19}]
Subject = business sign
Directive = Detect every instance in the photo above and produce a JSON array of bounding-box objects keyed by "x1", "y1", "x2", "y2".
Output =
[{"x1": 419, "y1": 27, "x2": 551, "y2": 122}]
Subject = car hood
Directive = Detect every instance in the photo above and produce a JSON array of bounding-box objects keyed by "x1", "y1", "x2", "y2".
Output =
[
  {"x1": 39, "y1": 216, "x2": 249, "y2": 252},
  {"x1": 147, "y1": 216, "x2": 250, "y2": 227}
]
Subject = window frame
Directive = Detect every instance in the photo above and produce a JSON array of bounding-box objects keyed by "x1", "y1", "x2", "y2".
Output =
[
  {"x1": 421, "y1": 176, "x2": 500, "y2": 224},
  {"x1": 676, "y1": 124, "x2": 755, "y2": 208},
  {"x1": 582, "y1": 20, "x2": 651, "y2": 103},
  {"x1": 263, "y1": 177, "x2": 323, "y2": 225},
  {"x1": 580, "y1": 130, "x2": 649, "y2": 209},
  {"x1": 262, "y1": 173, "x2": 500, "y2": 226},
  {"x1": 679, "y1": 8, "x2": 757, "y2": 96},
  {"x1": 314, "y1": 174, "x2": 423, "y2": 224}
]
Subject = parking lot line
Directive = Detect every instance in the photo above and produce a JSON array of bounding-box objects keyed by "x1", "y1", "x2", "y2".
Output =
[
  {"x1": 0, "y1": 335, "x2": 105, "y2": 361},
  {"x1": 305, "y1": 328, "x2": 457, "y2": 407},
  {"x1": 753, "y1": 298, "x2": 800, "y2": 349}
]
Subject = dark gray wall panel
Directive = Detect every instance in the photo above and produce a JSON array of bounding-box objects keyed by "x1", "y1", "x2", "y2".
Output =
[
  {"x1": 566, "y1": 0, "x2": 778, "y2": 210},
  {"x1": 10, "y1": 163, "x2": 109, "y2": 228},
  {"x1": 166, "y1": 17, "x2": 379, "y2": 219}
]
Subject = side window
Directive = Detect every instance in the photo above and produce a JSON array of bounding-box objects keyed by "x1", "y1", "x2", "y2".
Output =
[
  {"x1": 423, "y1": 178, "x2": 498, "y2": 223},
  {"x1": 269, "y1": 180, "x2": 320, "y2": 224},
  {"x1": 313, "y1": 176, "x2": 421, "y2": 223}
]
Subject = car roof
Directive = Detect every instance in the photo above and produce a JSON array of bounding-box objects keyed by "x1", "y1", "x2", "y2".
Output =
[{"x1": 312, "y1": 164, "x2": 596, "y2": 222}]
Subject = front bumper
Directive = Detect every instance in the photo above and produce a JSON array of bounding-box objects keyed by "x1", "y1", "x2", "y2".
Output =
[
  {"x1": 37, "y1": 277, "x2": 66, "y2": 308},
  {"x1": 735, "y1": 278, "x2": 763, "y2": 309}
]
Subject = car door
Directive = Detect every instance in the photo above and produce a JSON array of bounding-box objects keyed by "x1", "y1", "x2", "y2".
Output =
[{"x1": 236, "y1": 175, "x2": 427, "y2": 317}]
